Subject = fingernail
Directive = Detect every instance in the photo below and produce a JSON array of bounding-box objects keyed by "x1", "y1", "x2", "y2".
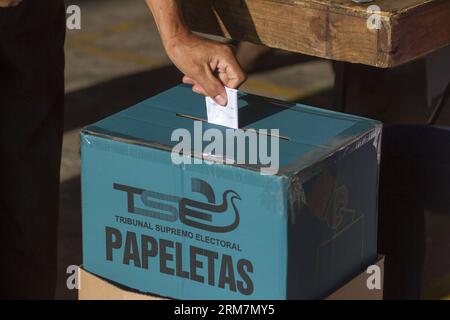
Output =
[{"x1": 214, "y1": 94, "x2": 227, "y2": 107}]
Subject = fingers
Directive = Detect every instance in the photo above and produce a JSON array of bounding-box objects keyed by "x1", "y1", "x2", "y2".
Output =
[
  {"x1": 181, "y1": 45, "x2": 246, "y2": 106},
  {"x1": 217, "y1": 72, "x2": 230, "y2": 88},
  {"x1": 218, "y1": 45, "x2": 247, "y2": 89},
  {"x1": 192, "y1": 84, "x2": 206, "y2": 96},
  {"x1": 183, "y1": 76, "x2": 206, "y2": 95},
  {"x1": 184, "y1": 71, "x2": 227, "y2": 106},
  {"x1": 182, "y1": 75, "x2": 195, "y2": 85},
  {"x1": 224, "y1": 63, "x2": 246, "y2": 89},
  {"x1": 196, "y1": 66, "x2": 228, "y2": 106},
  {"x1": 182, "y1": 76, "x2": 208, "y2": 99}
]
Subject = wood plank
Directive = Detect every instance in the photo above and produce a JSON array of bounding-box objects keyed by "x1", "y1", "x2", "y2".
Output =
[{"x1": 181, "y1": 0, "x2": 450, "y2": 68}]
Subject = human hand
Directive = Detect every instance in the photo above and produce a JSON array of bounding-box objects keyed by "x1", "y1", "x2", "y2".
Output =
[{"x1": 165, "y1": 32, "x2": 246, "y2": 106}]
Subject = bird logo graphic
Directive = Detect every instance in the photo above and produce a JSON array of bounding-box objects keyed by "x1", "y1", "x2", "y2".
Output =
[{"x1": 114, "y1": 178, "x2": 241, "y2": 233}]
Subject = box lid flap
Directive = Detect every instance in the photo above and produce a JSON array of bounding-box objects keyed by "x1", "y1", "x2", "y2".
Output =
[{"x1": 83, "y1": 84, "x2": 381, "y2": 175}]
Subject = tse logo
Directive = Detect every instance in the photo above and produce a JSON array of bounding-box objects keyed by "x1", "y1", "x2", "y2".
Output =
[{"x1": 114, "y1": 178, "x2": 241, "y2": 233}]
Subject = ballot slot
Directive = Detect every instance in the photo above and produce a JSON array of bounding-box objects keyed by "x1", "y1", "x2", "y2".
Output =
[{"x1": 175, "y1": 112, "x2": 291, "y2": 141}]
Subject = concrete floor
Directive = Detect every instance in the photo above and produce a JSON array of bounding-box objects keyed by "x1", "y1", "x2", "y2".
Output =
[{"x1": 57, "y1": 0, "x2": 450, "y2": 299}]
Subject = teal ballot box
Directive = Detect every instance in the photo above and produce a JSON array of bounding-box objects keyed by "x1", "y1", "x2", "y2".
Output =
[{"x1": 81, "y1": 84, "x2": 382, "y2": 300}]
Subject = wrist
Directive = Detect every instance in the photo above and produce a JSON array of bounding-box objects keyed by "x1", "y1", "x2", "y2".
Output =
[
  {"x1": 161, "y1": 25, "x2": 190, "y2": 47},
  {"x1": 162, "y1": 27, "x2": 194, "y2": 59}
]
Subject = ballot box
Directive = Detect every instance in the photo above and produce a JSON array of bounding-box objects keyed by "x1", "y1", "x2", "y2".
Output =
[{"x1": 81, "y1": 84, "x2": 382, "y2": 300}]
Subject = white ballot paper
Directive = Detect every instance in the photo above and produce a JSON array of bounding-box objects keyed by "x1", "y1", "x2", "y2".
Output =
[{"x1": 205, "y1": 87, "x2": 239, "y2": 129}]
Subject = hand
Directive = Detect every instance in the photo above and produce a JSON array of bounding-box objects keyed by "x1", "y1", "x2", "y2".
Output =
[
  {"x1": 165, "y1": 32, "x2": 246, "y2": 106},
  {"x1": 0, "y1": 0, "x2": 22, "y2": 8}
]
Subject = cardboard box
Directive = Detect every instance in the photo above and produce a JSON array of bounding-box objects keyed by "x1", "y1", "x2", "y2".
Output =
[
  {"x1": 326, "y1": 256, "x2": 384, "y2": 300},
  {"x1": 78, "y1": 267, "x2": 166, "y2": 300},
  {"x1": 81, "y1": 84, "x2": 382, "y2": 299},
  {"x1": 78, "y1": 256, "x2": 384, "y2": 300}
]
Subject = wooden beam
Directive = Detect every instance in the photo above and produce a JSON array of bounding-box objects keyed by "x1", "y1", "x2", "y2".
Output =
[{"x1": 181, "y1": 0, "x2": 450, "y2": 68}]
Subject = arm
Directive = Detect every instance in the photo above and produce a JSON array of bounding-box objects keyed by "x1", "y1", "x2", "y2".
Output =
[
  {"x1": 0, "y1": 0, "x2": 22, "y2": 7},
  {"x1": 146, "y1": 0, "x2": 246, "y2": 106}
]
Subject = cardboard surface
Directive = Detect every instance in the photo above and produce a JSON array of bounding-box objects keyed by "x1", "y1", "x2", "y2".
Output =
[
  {"x1": 79, "y1": 256, "x2": 384, "y2": 300},
  {"x1": 81, "y1": 85, "x2": 382, "y2": 299},
  {"x1": 78, "y1": 267, "x2": 165, "y2": 300},
  {"x1": 326, "y1": 256, "x2": 384, "y2": 300}
]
